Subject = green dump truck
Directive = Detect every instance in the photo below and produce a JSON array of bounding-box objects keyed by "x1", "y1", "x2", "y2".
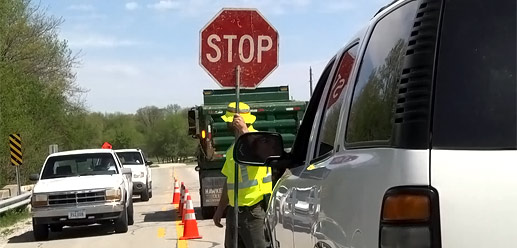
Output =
[{"x1": 188, "y1": 86, "x2": 307, "y2": 218}]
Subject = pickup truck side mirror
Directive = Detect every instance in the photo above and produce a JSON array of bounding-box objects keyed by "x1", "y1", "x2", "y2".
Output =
[
  {"x1": 145, "y1": 161, "x2": 153, "y2": 166},
  {"x1": 234, "y1": 132, "x2": 285, "y2": 166},
  {"x1": 29, "y1": 174, "x2": 40, "y2": 181},
  {"x1": 122, "y1": 168, "x2": 132, "y2": 175}
]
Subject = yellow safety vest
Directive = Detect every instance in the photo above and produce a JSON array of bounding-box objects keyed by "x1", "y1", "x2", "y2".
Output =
[{"x1": 222, "y1": 143, "x2": 273, "y2": 207}]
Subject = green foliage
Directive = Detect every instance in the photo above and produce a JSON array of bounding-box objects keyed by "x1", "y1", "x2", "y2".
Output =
[
  {"x1": 0, "y1": 208, "x2": 30, "y2": 229},
  {"x1": 0, "y1": 1, "x2": 196, "y2": 187}
]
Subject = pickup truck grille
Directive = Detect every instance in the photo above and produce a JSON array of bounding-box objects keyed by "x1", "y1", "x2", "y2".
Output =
[{"x1": 48, "y1": 190, "x2": 106, "y2": 206}]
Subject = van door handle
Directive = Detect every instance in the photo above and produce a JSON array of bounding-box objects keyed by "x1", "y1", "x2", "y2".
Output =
[{"x1": 284, "y1": 189, "x2": 296, "y2": 213}]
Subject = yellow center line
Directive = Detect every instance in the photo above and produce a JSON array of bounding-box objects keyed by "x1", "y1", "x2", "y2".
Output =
[
  {"x1": 172, "y1": 167, "x2": 187, "y2": 248},
  {"x1": 157, "y1": 227, "x2": 166, "y2": 238},
  {"x1": 175, "y1": 220, "x2": 188, "y2": 248}
]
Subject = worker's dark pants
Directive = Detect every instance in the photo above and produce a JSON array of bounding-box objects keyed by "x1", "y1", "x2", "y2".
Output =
[{"x1": 225, "y1": 201, "x2": 268, "y2": 248}]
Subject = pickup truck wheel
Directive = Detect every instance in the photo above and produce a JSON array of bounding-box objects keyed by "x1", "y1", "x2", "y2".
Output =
[
  {"x1": 114, "y1": 207, "x2": 129, "y2": 233},
  {"x1": 128, "y1": 199, "x2": 134, "y2": 225},
  {"x1": 50, "y1": 224, "x2": 63, "y2": 232},
  {"x1": 141, "y1": 186, "x2": 150, "y2": 201},
  {"x1": 33, "y1": 220, "x2": 49, "y2": 241}
]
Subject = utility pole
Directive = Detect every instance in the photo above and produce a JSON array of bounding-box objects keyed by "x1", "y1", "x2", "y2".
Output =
[{"x1": 309, "y1": 66, "x2": 313, "y2": 97}]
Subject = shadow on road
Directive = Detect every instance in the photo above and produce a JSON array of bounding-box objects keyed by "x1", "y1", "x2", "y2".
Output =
[
  {"x1": 8, "y1": 224, "x2": 115, "y2": 244},
  {"x1": 142, "y1": 209, "x2": 178, "y2": 222},
  {"x1": 167, "y1": 238, "x2": 222, "y2": 248}
]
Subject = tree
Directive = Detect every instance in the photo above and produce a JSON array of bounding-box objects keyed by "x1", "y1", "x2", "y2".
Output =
[{"x1": 0, "y1": 0, "x2": 81, "y2": 186}]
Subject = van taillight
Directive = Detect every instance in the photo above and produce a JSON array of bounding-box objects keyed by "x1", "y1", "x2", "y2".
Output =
[{"x1": 379, "y1": 187, "x2": 441, "y2": 248}]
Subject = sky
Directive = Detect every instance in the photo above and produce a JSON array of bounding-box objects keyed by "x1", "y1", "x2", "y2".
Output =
[{"x1": 39, "y1": 0, "x2": 389, "y2": 113}]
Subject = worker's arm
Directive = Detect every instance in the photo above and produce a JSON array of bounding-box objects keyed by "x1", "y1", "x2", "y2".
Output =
[{"x1": 213, "y1": 183, "x2": 228, "y2": 228}]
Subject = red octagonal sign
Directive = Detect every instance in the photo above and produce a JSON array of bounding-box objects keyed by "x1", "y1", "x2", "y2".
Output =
[{"x1": 200, "y1": 8, "x2": 279, "y2": 88}]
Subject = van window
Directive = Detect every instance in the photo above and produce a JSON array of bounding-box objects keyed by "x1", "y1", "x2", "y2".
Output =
[
  {"x1": 290, "y1": 58, "x2": 336, "y2": 165},
  {"x1": 345, "y1": 1, "x2": 418, "y2": 145},
  {"x1": 432, "y1": 0, "x2": 516, "y2": 149},
  {"x1": 315, "y1": 44, "x2": 358, "y2": 157}
]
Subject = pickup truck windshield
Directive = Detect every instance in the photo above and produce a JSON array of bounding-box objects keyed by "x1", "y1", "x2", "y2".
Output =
[
  {"x1": 116, "y1": 152, "x2": 144, "y2": 165},
  {"x1": 41, "y1": 153, "x2": 119, "y2": 179}
]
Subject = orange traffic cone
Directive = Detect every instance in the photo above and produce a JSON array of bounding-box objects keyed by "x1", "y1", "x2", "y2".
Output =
[
  {"x1": 181, "y1": 189, "x2": 190, "y2": 225},
  {"x1": 178, "y1": 183, "x2": 185, "y2": 213},
  {"x1": 180, "y1": 194, "x2": 202, "y2": 240},
  {"x1": 172, "y1": 179, "x2": 180, "y2": 204}
]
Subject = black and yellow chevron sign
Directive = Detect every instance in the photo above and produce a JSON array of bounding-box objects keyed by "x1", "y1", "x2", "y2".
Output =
[{"x1": 9, "y1": 134, "x2": 22, "y2": 166}]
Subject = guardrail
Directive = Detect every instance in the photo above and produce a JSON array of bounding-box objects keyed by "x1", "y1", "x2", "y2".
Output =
[{"x1": 0, "y1": 192, "x2": 31, "y2": 214}]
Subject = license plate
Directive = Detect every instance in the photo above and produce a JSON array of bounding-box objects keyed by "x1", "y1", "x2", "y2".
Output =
[{"x1": 68, "y1": 210, "x2": 86, "y2": 219}]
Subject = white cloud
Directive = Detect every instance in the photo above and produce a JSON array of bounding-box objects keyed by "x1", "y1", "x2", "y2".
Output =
[
  {"x1": 68, "y1": 4, "x2": 94, "y2": 11},
  {"x1": 144, "y1": 0, "x2": 312, "y2": 16},
  {"x1": 125, "y1": 2, "x2": 139, "y2": 10},
  {"x1": 64, "y1": 33, "x2": 140, "y2": 48},
  {"x1": 321, "y1": 0, "x2": 356, "y2": 13},
  {"x1": 75, "y1": 56, "x2": 327, "y2": 113},
  {"x1": 147, "y1": 0, "x2": 181, "y2": 11},
  {"x1": 101, "y1": 64, "x2": 141, "y2": 76}
]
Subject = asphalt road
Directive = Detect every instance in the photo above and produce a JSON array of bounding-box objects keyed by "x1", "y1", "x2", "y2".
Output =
[{"x1": 1, "y1": 163, "x2": 225, "y2": 248}]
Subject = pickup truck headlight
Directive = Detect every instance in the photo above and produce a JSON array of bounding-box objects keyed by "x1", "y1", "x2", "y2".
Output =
[
  {"x1": 32, "y1": 194, "x2": 48, "y2": 207},
  {"x1": 106, "y1": 188, "x2": 122, "y2": 201},
  {"x1": 133, "y1": 172, "x2": 145, "y2": 178}
]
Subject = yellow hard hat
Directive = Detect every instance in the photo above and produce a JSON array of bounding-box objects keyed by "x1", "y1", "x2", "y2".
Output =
[{"x1": 221, "y1": 102, "x2": 256, "y2": 124}]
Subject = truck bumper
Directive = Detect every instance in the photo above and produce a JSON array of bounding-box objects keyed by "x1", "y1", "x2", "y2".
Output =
[{"x1": 32, "y1": 202, "x2": 124, "y2": 225}]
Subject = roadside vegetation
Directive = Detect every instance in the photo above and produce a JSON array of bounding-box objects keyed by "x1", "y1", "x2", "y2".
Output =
[
  {"x1": 0, "y1": 208, "x2": 31, "y2": 236},
  {"x1": 0, "y1": 0, "x2": 196, "y2": 188}
]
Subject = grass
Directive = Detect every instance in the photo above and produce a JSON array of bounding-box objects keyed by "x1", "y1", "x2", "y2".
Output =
[{"x1": 0, "y1": 208, "x2": 30, "y2": 231}]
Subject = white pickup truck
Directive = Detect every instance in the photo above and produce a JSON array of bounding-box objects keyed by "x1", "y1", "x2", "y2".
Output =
[
  {"x1": 115, "y1": 149, "x2": 153, "y2": 201},
  {"x1": 30, "y1": 149, "x2": 134, "y2": 241}
]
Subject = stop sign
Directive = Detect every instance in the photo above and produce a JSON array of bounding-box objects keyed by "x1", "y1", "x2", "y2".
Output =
[{"x1": 200, "y1": 8, "x2": 279, "y2": 88}]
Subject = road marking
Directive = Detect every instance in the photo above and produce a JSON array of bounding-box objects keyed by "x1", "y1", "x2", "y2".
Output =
[
  {"x1": 157, "y1": 227, "x2": 166, "y2": 238},
  {"x1": 173, "y1": 168, "x2": 187, "y2": 248},
  {"x1": 175, "y1": 220, "x2": 188, "y2": 248}
]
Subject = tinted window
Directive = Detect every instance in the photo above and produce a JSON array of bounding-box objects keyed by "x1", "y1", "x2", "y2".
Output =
[
  {"x1": 346, "y1": 2, "x2": 418, "y2": 145},
  {"x1": 117, "y1": 152, "x2": 144, "y2": 165},
  {"x1": 41, "y1": 153, "x2": 118, "y2": 179},
  {"x1": 432, "y1": 0, "x2": 516, "y2": 149},
  {"x1": 316, "y1": 44, "x2": 359, "y2": 157}
]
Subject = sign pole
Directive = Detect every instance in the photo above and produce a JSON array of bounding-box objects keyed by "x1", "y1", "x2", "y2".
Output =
[
  {"x1": 15, "y1": 166, "x2": 21, "y2": 196},
  {"x1": 233, "y1": 65, "x2": 241, "y2": 248}
]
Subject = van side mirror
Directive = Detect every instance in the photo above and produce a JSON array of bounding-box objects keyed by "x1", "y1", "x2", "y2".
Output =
[
  {"x1": 234, "y1": 132, "x2": 285, "y2": 166},
  {"x1": 29, "y1": 174, "x2": 40, "y2": 181},
  {"x1": 146, "y1": 161, "x2": 153, "y2": 166}
]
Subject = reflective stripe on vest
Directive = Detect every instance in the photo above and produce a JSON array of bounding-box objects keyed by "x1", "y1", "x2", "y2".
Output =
[
  {"x1": 227, "y1": 164, "x2": 259, "y2": 189},
  {"x1": 228, "y1": 167, "x2": 272, "y2": 189}
]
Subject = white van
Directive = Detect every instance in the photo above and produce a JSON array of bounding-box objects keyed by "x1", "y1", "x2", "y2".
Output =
[{"x1": 234, "y1": 0, "x2": 516, "y2": 247}]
